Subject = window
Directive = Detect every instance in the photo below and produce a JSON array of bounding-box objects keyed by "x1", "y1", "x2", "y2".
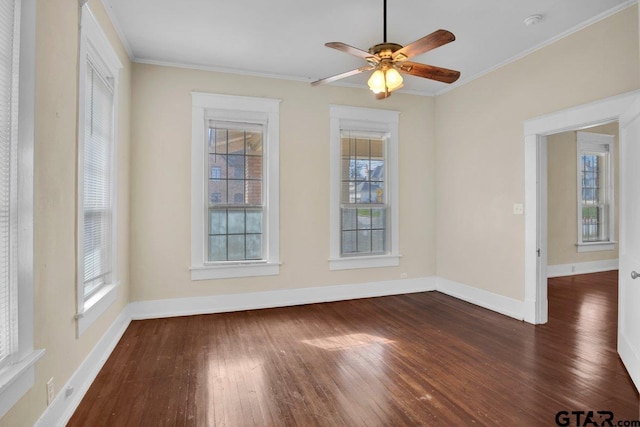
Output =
[
  {"x1": 0, "y1": 0, "x2": 21, "y2": 373},
  {"x1": 191, "y1": 93, "x2": 280, "y2": 280},
  {"x1": 576, "y1": 131, "x2": 615, "y2": 252},
  {"x1": 340, "y1": 131, "x2": 387, "y2": 255},
  {"x1": 76, "y1": 4, "x2": 122, "y2": 336},
  {"x1": 207, "y1": 123, "x2": 264, "y2": 261},
  {"x1": 329, "y1": 105, "x2": 400, "y2": 270},
  {"x1": 0, "y1": 0, "x2": 44, "y2": 418}
]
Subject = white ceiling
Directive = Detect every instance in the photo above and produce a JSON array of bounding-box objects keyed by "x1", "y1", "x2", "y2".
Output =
[{"x1": 104, "y1": 0, "x2": 634, "y2": 96}]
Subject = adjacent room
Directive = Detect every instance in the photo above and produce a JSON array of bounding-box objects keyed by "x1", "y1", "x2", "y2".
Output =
[{"x1": 1, "y1": 0, "x2": 639, "y2": 425}]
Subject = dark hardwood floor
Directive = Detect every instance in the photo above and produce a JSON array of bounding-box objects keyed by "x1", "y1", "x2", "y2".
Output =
[{"x1": 68, "y1": 271, "x2": 639, "y2": 426}]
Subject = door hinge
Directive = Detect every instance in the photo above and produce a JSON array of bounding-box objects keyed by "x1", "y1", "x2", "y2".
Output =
[{"x1": 537, "y1": 248, "x2": 541, "y2": 257}]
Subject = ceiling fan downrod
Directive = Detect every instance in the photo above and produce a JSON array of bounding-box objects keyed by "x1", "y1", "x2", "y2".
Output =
[{"x1": 383, "y1": 0, "x2": 387, "y2": 43}]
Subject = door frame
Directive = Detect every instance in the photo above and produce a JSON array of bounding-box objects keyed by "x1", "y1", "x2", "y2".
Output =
[{"x1": 523, "y1": 90, "x2": 640, "y2": 324}]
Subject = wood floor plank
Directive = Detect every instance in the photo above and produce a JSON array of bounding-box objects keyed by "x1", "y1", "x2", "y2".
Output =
[{"x1": 68, "y1": 271, "x2": 639, "y2": 426}]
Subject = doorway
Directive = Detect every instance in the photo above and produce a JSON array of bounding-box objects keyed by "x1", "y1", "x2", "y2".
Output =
[
  {"x1": 546, "y1": 122, "x2": 619, "y2": 279},
  {"x1": 522, "y1": 90, "x2": 640, "y2": 325}
]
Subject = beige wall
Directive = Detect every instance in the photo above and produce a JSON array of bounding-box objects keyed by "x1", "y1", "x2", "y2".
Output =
[
  {"x1": 547, "y1": 123, "x2": 619, "y2": 266},
  {"x1": 130, "y1": 64, "x2": 436, "y2": 301},
  {"x1": 0, "y1": 1, "x2": 131, "y2": 426},
  {"x1": 435, "y1": 5, "x2": 639, "y2": 300},
  {"x1": 2, "y1": 3, "x2": 638, "y2": 426}
]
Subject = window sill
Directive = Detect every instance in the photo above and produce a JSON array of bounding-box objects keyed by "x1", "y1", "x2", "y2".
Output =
[
  {"x1": 576, "y1": 241, "x2": 616, "y2": 253},
  {"x1": 191, "y1": 261, "x2": 280, "y2": 280},
  {"x1": 0, "y1": 349, "x2": 45, "y2": 418},
  {"x1": 329, "y1": 254, "x2": 401, "y2": 271},
  {"x1": 76, "y1": 282, "x2": 118, "y2": 337}
]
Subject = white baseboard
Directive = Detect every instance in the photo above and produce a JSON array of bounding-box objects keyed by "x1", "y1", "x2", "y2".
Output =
[
  {"x1": 129, "y1": 277, "x2": 437, "y2": 320},
  {"x1": 546, "y1": 259, "x2": 618, "y2": 278},
  {"x1": 35, "y1": 309, "x2": 132, "y2": 427},
  {"x1": 435, "y1": 277, "x2": 525, "y2": 321},
  {"x1": 36, "y1": 274, "x2": 534, "y2": 426}
]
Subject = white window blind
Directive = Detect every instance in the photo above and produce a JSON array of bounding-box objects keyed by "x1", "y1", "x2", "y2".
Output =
[
  {"x1": 82, "y1": 62, "x2": 114, "y2": 300},
  {"x1": 0, "y1": 0, "x2": 20, "y2": 366}
]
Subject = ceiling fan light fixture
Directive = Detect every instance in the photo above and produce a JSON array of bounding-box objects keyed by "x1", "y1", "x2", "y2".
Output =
[
  {"x1": 385, "y1": 68, "x2": 403, "y2": 91},
  {"x1": 368, "y1": 69, "x2": 387, "y2": 93},
  {"x1": 368, "y1": 68, "x2": 404, "y2": 94}
]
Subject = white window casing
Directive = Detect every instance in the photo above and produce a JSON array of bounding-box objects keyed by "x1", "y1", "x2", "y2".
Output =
[
  {"x1": 191, "y1": 93, "x2": 280, "y2": 280},
  {"x1": 329, "y1": 105, "x2": 401, "y2": 270},
  {"x1": 76, "y1": 4, "x2": 122, "y2": 337},
  {"x1": 576, "y1": 131, "x2": 615, "y2": 252}
]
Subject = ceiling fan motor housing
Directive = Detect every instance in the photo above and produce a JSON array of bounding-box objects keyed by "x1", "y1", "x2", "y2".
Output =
[{"x1": 369, "y1": 42, "x2": 404, "y2": 59}]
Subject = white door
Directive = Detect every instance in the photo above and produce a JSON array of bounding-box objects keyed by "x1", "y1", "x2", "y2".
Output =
[{"x1": 618, "y1": 96, "x2": 640, "y2": 392}]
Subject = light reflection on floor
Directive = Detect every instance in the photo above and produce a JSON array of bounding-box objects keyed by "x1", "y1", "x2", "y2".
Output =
[
  {"x1": 574, "y1": 292, "x2": 607, "y2": 377},
  {"x1": 301, "y1": 333, "x2": 394, "y2": 351}
]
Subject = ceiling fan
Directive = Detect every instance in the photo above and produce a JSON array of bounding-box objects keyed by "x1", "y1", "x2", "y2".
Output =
[{"x1": 311, "y1": 0, "x2": 460, "y2": 99}]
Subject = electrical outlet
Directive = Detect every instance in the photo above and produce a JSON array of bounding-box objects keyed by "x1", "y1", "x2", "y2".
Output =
[
  {"x1": 46, "y1": 378, "x2": 54, "y2": 405},
  {"x1": 513, "y1": 203, "x2": 524, "y2": 215},
  {"x1": 400, "y1": 273, "x2": 408, "y2": 279}
]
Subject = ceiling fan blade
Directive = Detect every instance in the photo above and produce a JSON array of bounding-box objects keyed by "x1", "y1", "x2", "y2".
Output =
[
  {"x1": 325, "y1": 42, "x2": 379, "y2": 61},
  {"x1": 311, "y1": 66, "x2": 374, "y2": 86},
  {"x1": 398, "y1": 61, "x2": 460, "y2": 84},
  {"x1": 392, "y1": 29, "x2": 455, "y2": 60}
]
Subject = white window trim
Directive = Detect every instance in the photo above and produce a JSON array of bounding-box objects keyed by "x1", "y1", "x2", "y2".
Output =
[
  {"x1": 0, "y1": 0, "x2": 45, "y2": 418},
  {"x1": 329, "y1": 105, "x2": 401, "y2": 270},
  {"x1": 75, "y1": 4, "x2": 122, "y2": 337},
  {"x1": 191, "y1": 93, "x2": 280, "y2": 280},
  {"x1": 576, "y1": 131, "x2": 615, "y2": 253}
]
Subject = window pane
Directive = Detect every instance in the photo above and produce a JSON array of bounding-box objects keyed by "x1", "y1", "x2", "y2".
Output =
[
  {"x1": 246, "y1": 131, "x2": 262, "y2": 155},
  {"x1": 227, "y1": 130, "x2": 246, "y2": 155},
  {"x1": 207, "y1": 208, "x2": 264, "y2": 261},
  {"x1": 340, "y1": 182, "x2": 353, "y2": 204},
  {"x1": 342, "y1": 231, "x2": 357, "y2": 254},
  {"x1": 246, "y1": 180, "x2": 262, "y2": 204},
  {"x1": 228, "y1": 235, "x2": 245, "y2": 260},
  {"x1": 210, "y1": 129, "x2": 228, "y2": 154},
  {"x1": 246, "y1": 156, "x2": 262, "y2": 180},
  {"x1": 246, "y1": 234, "x2": 262, "y2": 259},
  {"x1": 209, "y1": 236, "x2": 227, "y2": 261},
  {"x1": 228, "y1": 210, "x2": 245, "y2": 234},
  {"x1": 208, "y1": 181, "x2": 227, "y2": 205},
  {"x1": 357, "y1": 230, "x2": 371, "y2": 253},
  {"x1": 372, "y1": 208, "x2": 385, "y2": 229},
  {"x1": 356, "y1": 138, "x2": 371, "y2": 157},
  {"x1": 228, "y1": 180, "x2": 245, "y2": 205},
  {"x1": 372, "y1": 230, "x2": 385, "y2": 253},
  {"x1": 228, "y1": 155, "x2": 245, "y2": 179},
  {"x1": 246, "y1": 210, "x2": 262, "y2": 234},
  {"x1": 209, "y1": 210, "x2": 226, "y2": 235},
  {"x1": 356, "y1": 208, "x2": 371, "y2": 230},
  {"x1": 354, "y1": 159, "x2": 369, "y2": 181},
  {"x1": 342, "y1": 208, "x2": 356, "y2": 231},
  {"x1": 207, "y1": 124, "x2": 264, "y2": 212}
]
